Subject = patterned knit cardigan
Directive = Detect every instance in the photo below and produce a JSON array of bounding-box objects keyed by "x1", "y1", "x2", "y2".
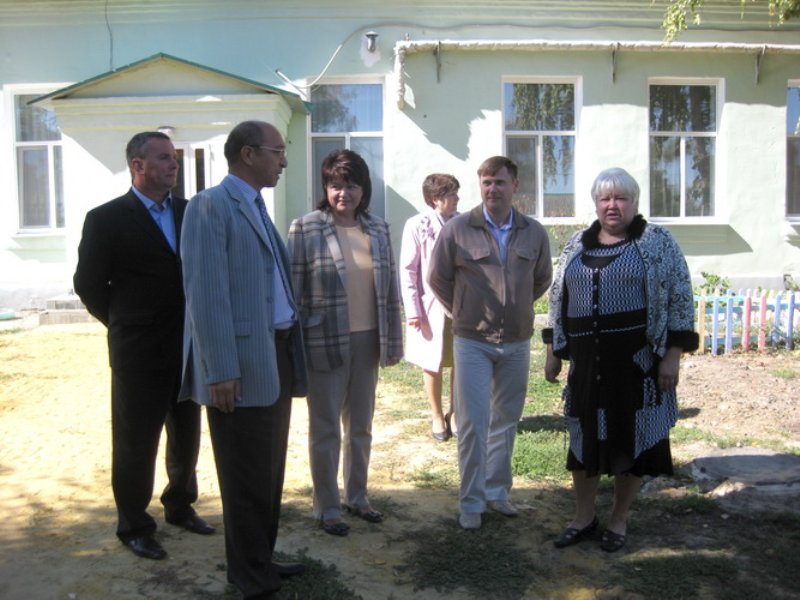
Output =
[{"x1": 545, "y1": 215, "x2": 699, "y2": 359}]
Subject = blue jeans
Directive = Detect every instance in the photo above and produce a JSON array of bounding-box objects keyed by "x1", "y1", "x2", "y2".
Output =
[{"x1": 453, "y1": 335, "x2": 530, "y2": 513}]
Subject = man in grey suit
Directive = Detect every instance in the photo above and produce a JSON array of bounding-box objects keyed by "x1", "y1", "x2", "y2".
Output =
[{"x1": 180, "y1": 120, "x2": 307, "y2": 599}]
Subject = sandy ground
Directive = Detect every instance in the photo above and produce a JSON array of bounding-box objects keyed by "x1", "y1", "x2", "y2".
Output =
[{"x1": 1, "y1": 322, "x2": 798, "y2": 599}]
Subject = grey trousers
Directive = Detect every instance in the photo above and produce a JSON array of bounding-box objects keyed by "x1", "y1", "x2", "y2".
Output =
[{"x1": 307, "y1": 329, "x2": 379, "y2": 520}]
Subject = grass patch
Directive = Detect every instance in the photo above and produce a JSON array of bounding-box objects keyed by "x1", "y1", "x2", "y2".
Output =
[
  {"x1": 671, "y1": 426, "x2": 789, "y2": 452},
  {"x1": 394, "y1": 515, "x2": 540, "y2": 598},
  {"x1": 512, "y1": 429, "x2": 568, "y2": 480},
  {"x1": 773, "y1": 366, "x2": 798, "y2": 379},
  {"x1": 612, "y1": 553, "x2": 738, "y2": 599},
  {"x1": 408, "y1": 463, "x2": 459, "y2": 489},
  {"x1": 274, "y1": 548, "x2": 363, "y2": 599},
  {"x1": 640, "y1": 492, "x2": 719, "y2": 515}
]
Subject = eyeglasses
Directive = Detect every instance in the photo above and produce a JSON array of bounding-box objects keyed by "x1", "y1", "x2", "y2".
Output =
[{"x1": 250, "y1": 145, "x2": 286, "y2": 158}]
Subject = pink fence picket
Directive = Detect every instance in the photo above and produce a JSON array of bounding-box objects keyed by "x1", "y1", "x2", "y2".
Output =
[{"x1": 694, "y1": 289, "x2": 800, "y2": 354}]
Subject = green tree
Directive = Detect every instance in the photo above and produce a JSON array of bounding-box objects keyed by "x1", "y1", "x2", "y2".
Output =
[{"x1": 659, "y1": 0, "x2": 800, "y2": 40}]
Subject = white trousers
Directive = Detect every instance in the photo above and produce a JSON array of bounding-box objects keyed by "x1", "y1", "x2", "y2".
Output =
[{"x1": 454, "y1": 335, "x2": 530, "y2": 514}]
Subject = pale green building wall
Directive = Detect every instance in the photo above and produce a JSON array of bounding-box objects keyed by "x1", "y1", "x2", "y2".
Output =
[{"x1": 1, "y1": 0, "x2": 799, "y2": 307}]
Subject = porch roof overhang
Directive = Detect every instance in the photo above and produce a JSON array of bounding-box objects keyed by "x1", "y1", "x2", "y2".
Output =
[{"x1": 29, "y1": 52, "x2": 311, "y2": 113}]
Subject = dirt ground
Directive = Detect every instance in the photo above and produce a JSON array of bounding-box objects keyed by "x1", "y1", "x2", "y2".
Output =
[{"x1": 0, "y1": 322, "x2": 798, "y2": 599}]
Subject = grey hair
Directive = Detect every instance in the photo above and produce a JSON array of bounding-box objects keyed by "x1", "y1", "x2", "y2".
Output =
[{"x1": 591, "y1": 167, "x2": 640, "y2": 208}]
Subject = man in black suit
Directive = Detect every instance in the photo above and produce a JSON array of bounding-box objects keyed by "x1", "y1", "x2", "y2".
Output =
[{"x1": 74, "y1": 131, "x2": 214, "y2": 560}]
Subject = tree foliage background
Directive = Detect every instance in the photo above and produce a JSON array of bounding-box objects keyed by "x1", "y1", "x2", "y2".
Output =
[{"x1": 660, "y1": 0, "x2": 800, "y2": 40}]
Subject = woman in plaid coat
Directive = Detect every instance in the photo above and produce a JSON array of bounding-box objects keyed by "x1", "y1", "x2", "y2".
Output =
[{"x1": 288, "y1": 149, "x2": 403, "y2": 537}]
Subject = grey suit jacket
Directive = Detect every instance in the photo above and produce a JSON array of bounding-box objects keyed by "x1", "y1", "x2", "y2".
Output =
[{"x1": 179, "y1": 175, "x2": 307, "y2": 407}]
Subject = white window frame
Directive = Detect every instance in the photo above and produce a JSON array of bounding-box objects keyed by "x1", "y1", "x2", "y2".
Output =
[
  {"x1": 502, "y1": 76, "x2": 581, "y2": 224},
  {"x1": 648, "y1": 77, "x2": 722, "y2": 223},
  {"x1": 307, "y1": 76, "x2": 385, "y2": 217},
  {"x1": 787, "y1": 80, "x2": 800, "y2": 221},
  {"x1": 4, "y1": 84, "x2": 70, "y2": 235}
]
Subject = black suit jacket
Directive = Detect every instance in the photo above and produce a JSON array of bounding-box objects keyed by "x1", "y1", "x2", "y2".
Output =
[{"x1": 74, "y1": 190, "x2": 187, "y2": 373}]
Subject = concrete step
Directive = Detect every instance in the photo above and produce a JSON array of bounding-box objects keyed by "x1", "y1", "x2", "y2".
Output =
[
  {"x1": 38, "y1": 309, "x2": 96, "y2": 325},
  {"x1": 45, "y1": 293, "x2": 86, "y2": 311}
]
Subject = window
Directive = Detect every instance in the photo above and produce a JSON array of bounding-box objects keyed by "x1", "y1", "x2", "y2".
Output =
[
  {"x1": 649, "y1": 84, "x2": 717, "y2": 218},
  {"x1": 788, "y1": 85, "x2": 800, "y2": 217},
  {"x1": 503, "y1": 81, "x2": 576, "y2": 218},
  {"x1": 310, "y1": 83, "x2": 385, "y2": 217},
  {"x1": 173, "y1": 143, "x2": 210, "y2": 200},
  {"x1": 14, "y1": 94, "x2": 65, "y2": 230}
]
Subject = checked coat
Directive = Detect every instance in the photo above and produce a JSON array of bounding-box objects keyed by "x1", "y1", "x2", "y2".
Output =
[{"x1": 287, "y1": 209, "x2": 403, "y2": 371}]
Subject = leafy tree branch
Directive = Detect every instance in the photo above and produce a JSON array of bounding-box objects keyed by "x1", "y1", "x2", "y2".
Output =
[{"x1": 659, "y1": 0, "x2": 800, "y2": 40}]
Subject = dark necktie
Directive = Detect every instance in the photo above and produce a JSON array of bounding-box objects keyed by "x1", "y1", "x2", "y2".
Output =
[{"x1": 254, "y1": 194, "x2": 297, "y2": 320}]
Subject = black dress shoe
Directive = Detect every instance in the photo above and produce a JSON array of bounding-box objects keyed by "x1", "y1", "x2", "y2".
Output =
[
  {"x1": 273, "y1": 561, "x2": 306, "y2": 578},
  {"x1": 166, "y1": 514, "x2": 215, "y2": 535},
  {"x1": 123, "y1": 534, "x2": 167, "y2": 560}
]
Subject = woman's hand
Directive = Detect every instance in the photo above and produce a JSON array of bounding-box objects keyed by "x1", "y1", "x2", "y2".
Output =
[
  {"x1": 658, "y1": 347, "x2": 682, "y2": 392},
  {"x1": 408, "y1": 316, "x2": 433, "y2": 340},
  {"x1": 544, "y1": 344, "x2": 562, "y2": 383}
]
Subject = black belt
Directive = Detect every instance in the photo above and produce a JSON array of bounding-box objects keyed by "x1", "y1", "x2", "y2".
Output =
[{"x1": 275, "y1": 328, "x2": 292, "y2": 341}]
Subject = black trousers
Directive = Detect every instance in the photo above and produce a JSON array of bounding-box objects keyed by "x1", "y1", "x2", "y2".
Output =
[
  {"x1": 111, "y1": 368, "x2": 201, "y2": 540},
  {"x1": 207, "y1": 336, "x2": 293, "y2": 599}
]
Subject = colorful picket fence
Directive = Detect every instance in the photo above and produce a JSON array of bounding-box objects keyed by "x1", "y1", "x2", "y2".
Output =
[{"x1": 695, "y1": 289, "x2": 800, "y2": 355}]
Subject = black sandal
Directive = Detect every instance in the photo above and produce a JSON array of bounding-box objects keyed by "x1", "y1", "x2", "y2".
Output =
[
  {"x1": 553, "y1": 516, "x2": 599, "y2": 548},
  {"x1": 444, "y1": 412, "x2": 458, "y2": 439},
  {"x1": 600, "y1": 529, "x2": 627, "y2": 553},
  {"x1": 320, "y1": 519, "x2": 350, "y2": 536},
  {"x1": 343, "y1": 504, "x2": 383, "y2": 523}
]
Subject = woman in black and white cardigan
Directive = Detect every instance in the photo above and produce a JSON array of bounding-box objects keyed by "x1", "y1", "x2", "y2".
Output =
[{"x1": 543, "y1": 167, "x2": 698, "y2": 553}]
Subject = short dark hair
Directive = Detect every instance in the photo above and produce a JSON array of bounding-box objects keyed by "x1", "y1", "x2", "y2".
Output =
[
  {"x1": 477, "y1": 156, "x2": 518, "y2": 180},
  {"x1": 422, "y1": 173, "x2": 460, "y2": 208},
  {"x1": 224, "y1": 120, "x2": 267, "y2": 165},
  {"x1": 125, "y1": 131, "x2": 171, "y2": 168},
  {"x1": 316, "y1": 149, "x2": 372, "y2": 215}
]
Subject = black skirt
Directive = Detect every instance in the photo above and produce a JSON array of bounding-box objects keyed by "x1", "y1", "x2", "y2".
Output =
[{"x1": 563, "y1": 310, "x2": 675, "y2": 478}]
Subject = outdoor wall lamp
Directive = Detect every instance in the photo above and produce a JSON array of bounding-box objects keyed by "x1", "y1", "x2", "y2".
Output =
[{"x1": 365, "y1": 31, "x2": 378, "y2": 53}]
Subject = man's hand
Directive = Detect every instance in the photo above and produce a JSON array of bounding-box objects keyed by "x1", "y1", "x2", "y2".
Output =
[{"x1": 209, "y1": 379, "x2": 241, "y2": 413}]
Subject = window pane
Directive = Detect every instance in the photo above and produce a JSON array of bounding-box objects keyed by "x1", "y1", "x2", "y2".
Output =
[
  {"x1": 788, "y1": 138, "x2": 800, "y2": 215},
  {"x1": 650, "y1": 85, "x2": 716, "y2": 132},
  {"x1": 351, "y1": 137, "x2": 385, "y2": 219},
  {"x1": 174, "y1": 148, "x2": 186, "y2": 199},
  {"x1": 311, "y1": 137, "x2": 345, "y2": 205},
  {"x1": 543, "y1": 136, "x2": 574, "y2": 218},
  {"x1": 685, "y1": 137, "x2": 714, "y2": 216},
  {"x1": 15, "y1": 95, "x2": 61, "y2": 142},
  {"x1": 17, "y1": 146, "x2": 51, "y2": 227},
  {"x1": 311, "y1": 84, "x2": 382, "y2": 133},
  {"x1": 788, "y1": 87, "x2": 800, "y2": 135},
  {"x1": 54, "y1": 145, "x2": 65, "y2": 227},
  {"x1": 506, "y1": 137, "x2": 537, "y2": 216},
  {"x1": 650, "y1": 137, "x2": 681, "y2": 217},
  {"x1": 195, "y1": 148, "x2": 206, "y2": 193},
  {"x1": 504, "y1": 83, "x2": 574, "y2": 131}
]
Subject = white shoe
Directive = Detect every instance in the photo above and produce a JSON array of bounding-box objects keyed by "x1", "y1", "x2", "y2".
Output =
[
  {"x1": 459, "y1": 512, "x2": 482, "y2": 530},
  {"x1": 487, "y1": 500, "x2": 519, "y2": 517}
]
